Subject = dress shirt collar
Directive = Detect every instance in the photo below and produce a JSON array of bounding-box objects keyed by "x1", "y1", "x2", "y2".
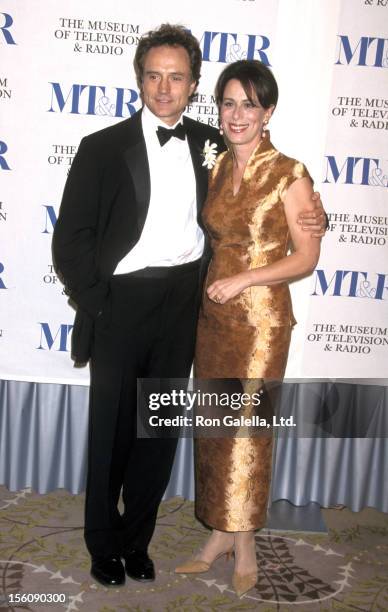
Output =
[{"x1": 142, "y1": 104, "x2": 184, "y2": 133}]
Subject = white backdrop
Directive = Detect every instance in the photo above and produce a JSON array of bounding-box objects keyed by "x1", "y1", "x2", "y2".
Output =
[{"x1": 1, "y1": 0, "x2": 387, "y2": 385}]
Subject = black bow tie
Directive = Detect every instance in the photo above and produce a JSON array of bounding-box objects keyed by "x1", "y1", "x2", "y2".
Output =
[{"x1": 156, "y1": 123, "x2": 186, "y2": 146}]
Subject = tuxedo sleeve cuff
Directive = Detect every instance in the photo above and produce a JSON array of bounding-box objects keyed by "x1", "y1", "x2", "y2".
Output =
[{"x1": 70, "y1": 280, "x2": 110, "y2": 320}]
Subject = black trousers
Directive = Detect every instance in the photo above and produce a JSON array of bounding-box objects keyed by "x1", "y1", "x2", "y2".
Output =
[{"x1": 84, "y1": 260, "x2": 201, "y2": 557}]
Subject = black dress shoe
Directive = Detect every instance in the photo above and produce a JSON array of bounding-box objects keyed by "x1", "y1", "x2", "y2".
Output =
[
  {"x1": 124, "y1": 549, "x2": 155, "y2": 582},
  {"x1": 90, "y1": 556, "x2": 125, "y2": 587}
]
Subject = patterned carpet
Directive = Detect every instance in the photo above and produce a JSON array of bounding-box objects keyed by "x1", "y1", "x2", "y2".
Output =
[{"x1": 0, "y1": 486, "x2": 387, "y2": 611}]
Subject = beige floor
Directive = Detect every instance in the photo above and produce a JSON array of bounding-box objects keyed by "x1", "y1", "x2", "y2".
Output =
[{"x1": 0, "y1": 487, "x2": 387, "y2": 611}]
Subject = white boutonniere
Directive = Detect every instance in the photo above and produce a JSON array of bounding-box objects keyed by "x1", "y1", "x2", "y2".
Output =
[{"x1": 202, "y1": 140, "x2": 218, "y2": 169}]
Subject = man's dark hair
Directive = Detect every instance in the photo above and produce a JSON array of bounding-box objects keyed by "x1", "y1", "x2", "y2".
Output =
[
  {"x1": 215, "y1": 60, "x2": 278, "y2": 109},
  {"x1": 134, "y1": 24, "x2": 202, "y2": 89}
]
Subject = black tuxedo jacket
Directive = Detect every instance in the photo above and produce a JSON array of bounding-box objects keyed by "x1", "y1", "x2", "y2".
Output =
[{"x1": 52, "y1": 109, "x2": 226, "y2": 363}]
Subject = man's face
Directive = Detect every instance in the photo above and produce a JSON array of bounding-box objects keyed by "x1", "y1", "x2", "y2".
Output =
[{"x1": 141, "y1": 45, "x2": 196, "y2": 125}]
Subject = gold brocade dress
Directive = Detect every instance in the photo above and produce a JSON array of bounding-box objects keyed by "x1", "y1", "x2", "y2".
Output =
[{"x1": 194, "y1": 135, "x2": 311, "y2": 531}]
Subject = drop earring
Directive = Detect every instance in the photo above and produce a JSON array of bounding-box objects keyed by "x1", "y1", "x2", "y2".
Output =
[
  {"x1": 219, "y1": 123, "x2": 224, "y2": 135},
  {"x1": 262, "y1": 118, "x2": 269, "y2": 137}
]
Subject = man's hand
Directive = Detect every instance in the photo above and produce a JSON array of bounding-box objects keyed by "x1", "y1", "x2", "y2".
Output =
[{"x1": 297, "y1": 191, "x2": 327, "y2": 237}]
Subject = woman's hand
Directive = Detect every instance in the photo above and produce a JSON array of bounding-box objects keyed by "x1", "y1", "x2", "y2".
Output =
[{"x1": 207, "y1": 272, "x2": 250, "y2": 304}]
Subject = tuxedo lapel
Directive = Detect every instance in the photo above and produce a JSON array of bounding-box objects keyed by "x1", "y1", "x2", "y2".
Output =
[
  {"x1": 122, "y1": 110, "x2": 151, "y2": 234},
  {"x1": 184, "y1": 117, "x2": 209, "y2": 210},
  {"x1": 121, "y1": 113, "x2": 215, "y2": 235}
]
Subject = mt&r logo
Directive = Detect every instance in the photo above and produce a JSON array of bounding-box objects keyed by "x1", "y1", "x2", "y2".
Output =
[
  {"x1": 324, "y1": 155, "x2": 388, "y2": 187},
  {"x1": 0, "y1": 13, "x2": 16, "y2": 45},
  {"x1": 0, "y1": 141, "x2": 10, "y2": 170},
  {"x1": 194, "y1": 30, "x2": 271, "y2": 64},
  {"x1": 38, "y1": 323, "x2": 73, "y2": 351},
  {"x1": 312, "y1": 270, "x2": 388, "y2": 299},
  {"x1": 48, "y1": 83, "x2": 140, "y2": 117},
  {"x1": 336, "y1": 35, "x2": 388, "y2": 67}
]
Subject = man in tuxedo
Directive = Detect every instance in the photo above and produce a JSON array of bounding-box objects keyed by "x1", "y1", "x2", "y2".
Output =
[{"x1": 53, "y1": 24, "x2": 326, "y2": 587}]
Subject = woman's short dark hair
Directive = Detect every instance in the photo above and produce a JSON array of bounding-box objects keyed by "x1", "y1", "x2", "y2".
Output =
[
  {"x1": 134, "y1": 24, "x2": 202, "y2": 89},
  {"x1": 215, "y1": 60, "x2": 278, "y2": 109}
]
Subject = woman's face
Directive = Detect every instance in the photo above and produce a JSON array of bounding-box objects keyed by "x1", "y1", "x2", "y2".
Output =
[{"x1": 220, "y1": 78, "x2": 273, "y2": 150}]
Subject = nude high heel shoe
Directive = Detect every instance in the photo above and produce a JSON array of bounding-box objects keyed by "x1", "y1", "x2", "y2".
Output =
[
  {"x1": 232, "y1": 532, "x2": 258, "y2": 596},
  {"x1": 232, "y1": 570, "x2": 258, "y2": 597},
  {"x1": 175, "y1": 548, "x2": 233, "y2": 574}
]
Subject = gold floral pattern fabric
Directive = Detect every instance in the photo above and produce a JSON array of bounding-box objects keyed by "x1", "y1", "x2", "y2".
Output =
[{"x1": 195, "y1": 135, "x2": 311, "y2": 531}]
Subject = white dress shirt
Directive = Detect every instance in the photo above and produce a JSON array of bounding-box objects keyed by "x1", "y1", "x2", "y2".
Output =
[{"x1": 114, "y1": 106, "x2": 204, "y2": 274}]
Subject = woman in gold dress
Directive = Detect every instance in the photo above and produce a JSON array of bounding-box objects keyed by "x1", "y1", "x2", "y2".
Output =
[{"x1": 175, "y1": 60, "x2": 321, "y2": 596}]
